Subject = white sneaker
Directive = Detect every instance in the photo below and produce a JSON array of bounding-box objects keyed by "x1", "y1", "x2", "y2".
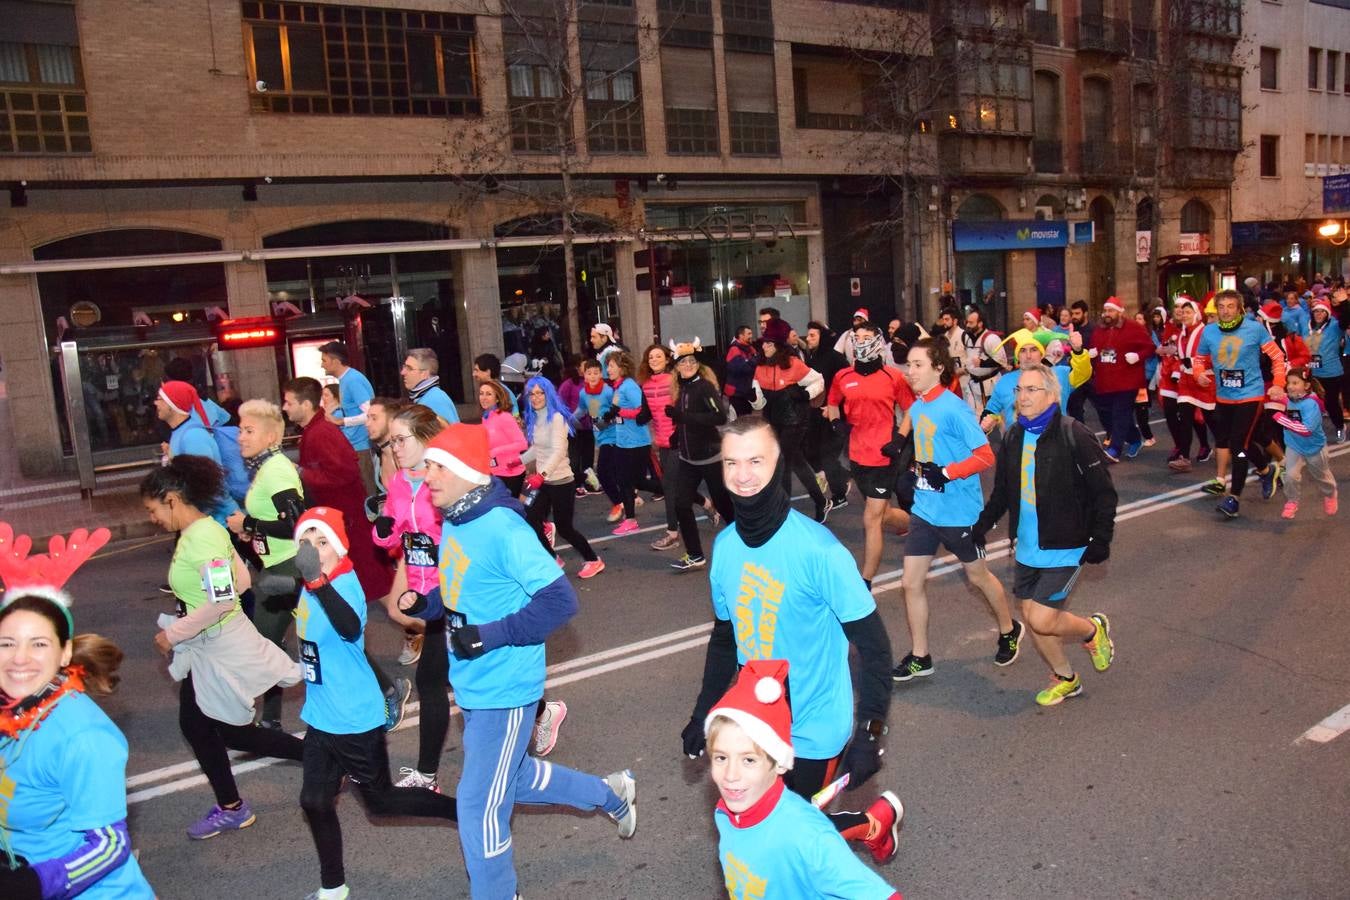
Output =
[
  {"x1": 533, "y1": 700, "x2": 569, "y2": 756},
  {"x1": 394, "y1": 767, "x2": 439, "y2": 792},
  {"x1": 397, "y1": 633, "x2": 423, "y2": 666},
  {"x1": 603, "y1": 769, "x2": 637, "y2": 838},
  {"x1": 584, "y1": 469, "x2": 600, "y2": 492}
]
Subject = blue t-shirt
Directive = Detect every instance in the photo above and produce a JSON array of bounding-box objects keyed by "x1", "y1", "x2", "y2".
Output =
[
  {"x1": 709, "y1": 511, "x2": 875, "y2": 760},
  {"x1": 1281, "y1": 394, "x2": 1328, "y2": 457},
  {"x1": 438, "y1": 505, "x2": 561, "y2": 709},
  {"x1": 1282, "y1": 302, "x2": 1311, "y2": 337},
  {"x1": 908, "y1": 389, "x2": 990, "y2": 527},
  {"x1": 612, "y1": 378, "x2": 652, "y2": 449},
  {"x1": 0, "y1": 693, "x2": 155, "y2": 899},
  {"x1": 985, "y1": 366, "x2": 1074, "y2": 424},
  {"x1": 1308, "y1": 319, "x2": 1345, "y2": 378},
  {"x1": 337, "y1": 367, "x2": 375, "y2": 451},
  {"x1": 716, "y1": 786, "x2": 895, "y2": 900},
  {"x1": 1016, "y1": 430, "x2": 1086, "y2": 568},
  {"x1": 575, "y1": 384, "x2": 617, "y2": 447},
  {"x1": 297, "y1": 568, "x2": 385, "y2": 734},
  {"x1": 1197, "y1": 319, "x2": 1271, "y2": 402},
  {"x1": 417, "y1": 385, "x2": 461, "y2": 424}
]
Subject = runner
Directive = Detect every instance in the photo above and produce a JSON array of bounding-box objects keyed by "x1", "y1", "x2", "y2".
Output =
[
  {"x1": 971, "y1": 365, "x2": 1119, "y2": 706},
  {"x1": 803, "y1": 321, "x2": 852, "y2": 509},
  {"x1": 1158, "y1": 300, "x2": 1188, "y2": 466},
  {"x1": 477, "y1": 380, "x2": 528, "y2": 497},
  {"x1": 1194, "y1": 289, "x2": 1288, "y2": 518},
  {"x1": 317, "y1": 341, "x2": 378, "y2": 495},
  {"x1": 604, "y1": 351, "x2": 659, "y2": 536},
  {"x1": 725, "y1": 325, "x2": 759, "y2": 416},
  {"x1": 0, "y1": 524, "x2": 156, "y2": 898},
  {"x1": 140, "y1": 456, "x2": 305, "y2": 839},
  {"x1": 1274, "y1": 367, "x2": 1340, "y2": 519},
  {"x1": 825, "y1": 323, "x2": 915, "y2": 588},
  {"x1": 1087, "y1": 298, "x2": 1156, "y2": 461},
  {"x1": 961, "y1": 308, "x2": 1009, "y2": 417},
  {"x1": 401, "y1": 347, "x2": 460, "y2": 424},
  {"x1": 664, "y1": 339, "x2": 736, "y2": 571},
  {"x1": 402, "y1": 424, "x2": 638, "y2": 900},
  {"x1": 641, "y1": 344, "x2": 713, "y2": 553},
  {"x1": 291, "y1": 508, "x2": 459, "y2": 900},
  {"x1": 682, "y1": 417, "x2": 903, "y2": 863},
  {"x1": 752, "y1": 317, "x2": 831, "y2": 522},
  {"x1": 1307, "y1": 298, "x2": 1346, "y2": 443},
  {"x1": 891, "y1": 338, "x2": 1021, "y2": 682},
  {"x1": 1172, "y1": 297, "x2": 1218, "y2": 477}
]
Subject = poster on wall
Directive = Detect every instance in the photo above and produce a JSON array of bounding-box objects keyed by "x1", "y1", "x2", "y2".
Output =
[
  {"x1": 1136, "y1": 230, "x2": 1152, "y2": 263},
  {"x1": 290, "y1": 338, "x2": 338, "y2": 385}
]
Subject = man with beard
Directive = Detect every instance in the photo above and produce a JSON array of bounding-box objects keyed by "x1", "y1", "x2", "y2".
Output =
[
  {"x1": 680, "y1": 417, "x2": 903, "y2": 865},
  {"x1": 1087, "y1": 298, "x2": 1156, "y2": 461},
  {"x1": 961, "y1": 308, "x2": 1009, "y2": 417}
]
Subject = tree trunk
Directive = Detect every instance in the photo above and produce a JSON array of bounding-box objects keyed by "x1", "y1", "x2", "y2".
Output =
[{"x1": 561, "y1": 166, "x2": 582, "y2": 355}]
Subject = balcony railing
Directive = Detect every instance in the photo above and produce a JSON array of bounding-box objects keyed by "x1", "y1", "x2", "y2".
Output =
[
  {"x1": 797, "y1": 109, "x2": 867, "y2": 132},
  {"x1": 1080, "y1": 139, "x2": 1132, "y2": 175},
  {"x1": 1078, "y1": 14, "x2": 1130, "y2": 55},
  {"x1": 1032, "y1": 138, "x2": 1063, "y2": 173},
  {"x1": 1028, "y1": 9, "x2": 1058, "y2": 45}
]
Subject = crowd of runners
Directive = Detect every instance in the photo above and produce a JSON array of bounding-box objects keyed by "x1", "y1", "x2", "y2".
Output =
[{"x1": 0, "y1": 280, "x2": 1344, "y2": 898}]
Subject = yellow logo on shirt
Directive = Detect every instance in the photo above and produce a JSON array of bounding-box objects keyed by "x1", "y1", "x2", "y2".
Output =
[
  {"x1": 734, "y1": 562, "x2": 784, "y2": 660},
  {"x1": 0, "y1": 760, "x2": 13, "y2": 829},
  {"x1": 913, "y1": 414, "x2": 937, "y2": 462},
  {"x1": 439, "y1": 534, "x2": 471, "y2": 611},
  {"x1": 295, "y1": 593, "x2": 311, "y2": 639},
  {"x1": 1020, "y1": 442, "x2": 1036, "y2": 506},
  {"x1": 1216, "y1": 335, "x2": 1243, "y2": 368},
  {"x1": 723, "y1": 851, "x2": 768, "y2": 899}
]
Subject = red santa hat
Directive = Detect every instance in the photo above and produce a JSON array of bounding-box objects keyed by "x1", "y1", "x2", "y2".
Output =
[
  {"x1": 1102, "y1": 296, "x2": 1125, "y2": 313},
  {"x1": 424, "y1": 423, "x2": 492, "y2": 486},
  {"x1": 705, "y1": 659, "x2": 794, "y2": 769},
  {"x1": 158, "y1": 380, "x2": 209, "y2": 426},
  {"x1": 1258, "y1": 302, "x2": 1283, "y2": 323},
  {"x1": 852, "y1": 307, "x2": 870, "y2": 321},
  {"x1": 294, "y1": 507, "x2": 349, "y2": 556},
  {"x1": 1312, "y1": 298, "x2": 1333, "y2": 316}
]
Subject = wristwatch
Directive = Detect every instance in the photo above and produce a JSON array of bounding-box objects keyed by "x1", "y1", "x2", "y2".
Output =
[{"x1": 858, "y1": 719, "x2": 888, "y2": 740}]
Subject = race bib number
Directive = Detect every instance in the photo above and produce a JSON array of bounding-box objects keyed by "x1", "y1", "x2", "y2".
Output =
[
  {"x1": 251, "y1": 532, "x2": 270, "y2": 557},
  {"x1": 1311, "y1": 355, "x2": 1322, "y2": 369},
  {"x1": 105, "y1": 374, "x2": 119, "y2": 391},
  {"x1": 402, "y1": 532, "x2": 438, "y2": 568},
  {"x1": 1219, "y1": 369, "x2": 1245, "y2": 389},
  {"x1": 911, "y1": 462, "x2": 944, "y2": 493},
  {"x1": 1100, "y1": 349, "x2": 1118, "y2": 364},
  {"x1": 299, "y1": 639, "x2": 322, "y2": 684}
]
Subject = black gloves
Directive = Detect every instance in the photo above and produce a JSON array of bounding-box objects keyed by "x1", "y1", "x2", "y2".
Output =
[
  {"x1": 602, "y1": 406, "x2": 620, "y2": 423},
  {"x1": 790, "y1": 384, "x2": 809, "y2": 403},
  {"x1": 837, "y1": 722, "x2": 885, "y2": 789},
  {"x1": 374, "y1": 515, "x2": 395, "y2": 539},
  {"x1": 915, "y1": 460, "x2": 949, "y2": 488},
  {"x1": 831, "y1": 418, "x2": 852, "y2": 435},
  {"x1": 681, "y1": 715, "x2": 706, "y2": 759},
  {"x1": 1083, "y1": 539, "x2": 1110, "y2": 564},
  {"x1": 881, "y1": 434, "x2": 911, "y2": 461},
  {"x1": 970, "y1": 522, "x2": 989, "y2": 552},
  {"x1": 665, "y1": 404, "x2": 682, "y2": 423},
  {"x1": 397, "y1": 590, "x2": 428, "y2": 616},
  {"x1": 449, "y1": 622, "x2": 486, "y2": 659},
  {"x1": 294, "y1": 542, "x2": 323, "y2": 583}
]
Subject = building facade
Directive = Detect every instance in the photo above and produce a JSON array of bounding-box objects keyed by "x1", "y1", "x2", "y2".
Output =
[{"x1": 0, "y1": 0, "x2": 1242, "y2": 476}]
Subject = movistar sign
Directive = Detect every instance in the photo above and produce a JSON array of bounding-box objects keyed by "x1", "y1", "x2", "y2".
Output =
[{"x1": 953, "y1": 220, "x2": 1070, "y2": 251}]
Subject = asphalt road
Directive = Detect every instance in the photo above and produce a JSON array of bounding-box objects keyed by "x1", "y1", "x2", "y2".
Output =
[{"x1": 55, "y1": 440, "x2": 1350, "y2": 900}]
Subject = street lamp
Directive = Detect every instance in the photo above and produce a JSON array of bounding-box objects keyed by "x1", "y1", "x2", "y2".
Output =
[{"x1": 1318, "y1": 220, "x2": 1349, "y2": 246}]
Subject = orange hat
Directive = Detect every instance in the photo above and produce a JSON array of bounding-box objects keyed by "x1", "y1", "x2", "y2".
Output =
[
  {"x1": 295, "y1": 506, "x2": 349, "y2": 556},
  {"x1": 424, "y1": 423, "x2": 492, "y2": 486},
  {"x1": 705, "y1": 659, "x2": 794, "y2": 769}
]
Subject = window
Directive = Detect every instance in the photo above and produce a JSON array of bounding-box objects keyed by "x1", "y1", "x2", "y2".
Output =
[
  {"x1": 1183, "y1": 70, "x2": 1240, "y2": 151},
  {"x1": 954, "y1": 44, "x2": 1033, "y2": 134},
  {"x1": 1259, "y1": 47, "x2": 1279, "y2": 90},
  {"x1": 1310, "y1": 47, "x2": 1322, "y2": 90},
  {"x1": 1180, "y1": 198, "x2": 1212, "y2": 234},
  {"x1": 1330, "y1": 52, "x2": 1341, "y2": 94},
  {"x1": 1132, "y1": 83, "x2": 1155, "y2": 145},
  {"x1": 242, "y1": 2, "x2": 479, "y2": 117},
  {"x1": 507, "y1": 62, "x2": 563, "y2": 152},
  {"x1": 661, "y1": 45, "x2": 718, "y2": 154},
  {"x1": 1345, "y1": 59, "x2": 1350, "y2": 93},
  {"x1": 726, "y1": 50, "x2": 779, "y2": 155},
  {"x1": 1260, "y1": 135, "x2": 1278, "y2": 176},
  {"x1": 583, "y1": 40, "x2": 645, "y2": 154},
  {"x1": 0, "y1": 1, "x2": 89, "y2": 153}
]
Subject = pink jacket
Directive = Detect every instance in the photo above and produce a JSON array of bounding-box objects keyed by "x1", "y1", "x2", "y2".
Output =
[
  {"x1": 373, "y1": 470, "x2": 442, "y2": 594},
  {"x1": 642, "y1": 371, "x2": 676, "y2": 449},
  {"x1": 483, "y1": 410, "x2": 528, "y2": 476}
]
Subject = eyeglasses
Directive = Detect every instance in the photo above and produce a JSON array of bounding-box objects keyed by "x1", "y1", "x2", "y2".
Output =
[
  {"x1": 758, "y1": 317, "x2": 772, "y2": 325},
  {"x1": 389, "y1": 435, "x2": 414, "y2": 448},
  {"x1": 1012, "y1": 386, "x2": 1047, "y2": 395}
]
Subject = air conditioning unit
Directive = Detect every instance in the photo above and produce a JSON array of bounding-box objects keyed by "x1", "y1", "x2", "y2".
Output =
[{"x1": 1034, "y1": 205, "x2": 1056, "y2": 221}]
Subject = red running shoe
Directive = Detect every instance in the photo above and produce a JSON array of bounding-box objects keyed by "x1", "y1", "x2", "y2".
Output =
[{"x1": 861, "y1": 791, "x2": 904, "y2": 864}]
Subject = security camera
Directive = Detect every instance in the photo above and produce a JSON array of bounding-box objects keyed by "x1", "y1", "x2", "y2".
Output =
[{"x1": 256, "y1": 80, "x2": 268, "y2": 92}]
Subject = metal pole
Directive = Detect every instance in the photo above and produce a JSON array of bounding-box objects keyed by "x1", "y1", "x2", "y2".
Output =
[{"x1": 59, "y1": 341, "x2": 96, "y2": 495}]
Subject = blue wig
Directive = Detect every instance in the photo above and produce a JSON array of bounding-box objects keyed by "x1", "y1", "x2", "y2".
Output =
[{"x1": 522, "y1": 376, "x2": 575, "y2": 443}]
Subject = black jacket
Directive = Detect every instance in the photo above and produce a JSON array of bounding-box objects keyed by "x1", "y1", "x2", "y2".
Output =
[
  {"x1": 804, "y1": 344, "x2": 848, "y2": 400},
  {"x1": 672, "y1": 374, "x2": 728, "y2": 463},
  {"x1": 975, "y1": 411, "x2": 1117, "y2": 551}
]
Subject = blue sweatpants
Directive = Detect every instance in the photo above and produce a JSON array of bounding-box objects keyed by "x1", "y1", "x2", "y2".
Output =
[{"x1": 458, "y1": 704, "x2": 623, "y2": 900}]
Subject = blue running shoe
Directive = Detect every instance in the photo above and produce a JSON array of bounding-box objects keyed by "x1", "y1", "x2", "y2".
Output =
[
  {"x1": 1259, "y1": 463, "x2": 1281, "y2": 500},
  {"x1": 1125, "y1": 440, "x2": 1143, "y2": 458},
  {"x1": 1217, "y1": 495, "x2": 1240, "y2": 518}
]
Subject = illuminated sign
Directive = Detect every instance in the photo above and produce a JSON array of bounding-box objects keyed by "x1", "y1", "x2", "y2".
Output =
[{"x1": 217, "y1": 317, "x2": 283, "y2": 349}]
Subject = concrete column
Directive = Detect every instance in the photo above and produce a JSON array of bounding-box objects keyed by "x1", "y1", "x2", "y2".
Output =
[
  {"x1": 224, "y1": 258, "x2": 280, "y2": 403},
  {"x1": 614, "y1": 241, "x2": 650, "y2": 346},
  {"x1": 461, "y1": 247, "x2": 504, "y2": 368},
  {"x1": 807, "y1": 232, "x2": 828, "y2": 324},
  {"x1": 0, "y1": 273, "x2": 62, "y2": 476}
]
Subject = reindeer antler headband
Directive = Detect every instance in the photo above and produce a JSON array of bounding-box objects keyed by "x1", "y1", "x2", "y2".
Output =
[{"x1": 0, "y1": 522, "x2": 111, "y2": 635}]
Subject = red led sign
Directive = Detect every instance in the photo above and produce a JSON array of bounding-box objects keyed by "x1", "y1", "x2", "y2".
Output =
[{"x1": 217, "y1": 317, "x2": 284, "y2": 349}]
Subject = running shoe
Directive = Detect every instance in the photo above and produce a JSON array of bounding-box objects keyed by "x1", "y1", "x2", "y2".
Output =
[
  {"x1": 603, "y1": 769, "x2": 638, "y2": 838},
  {"x1": 1168, "y1": 456, "x2": 1192, "y2": 473},
  {"x1": 187, "y1": 801, "x2": 256, "y2": 840},
  {"x1": 606, "y1": 504, "x2": 624, "y2": 523},
  {"x1": 1201, "y1": 477, "x2": 1226, "y2": 495},
  {"x1": 611, "y1": 518, "x2": 639, "y2": 536},
  {"x1": 1281, "y1": 501, "x2": 1299, "y2": 520},
  {"x1": 584, "y1": 468, "x2": 601, "y2": 492},
  {"x1": 1143, "y1": 437, "x2": 1157, "y2": 447},
  {"x1": 891, "y1": 653, "x2": 933, "y2": 682},
  {"x1": 533, "y1": 700, "x2": 569, "y2": 757},
  {"x1": 1103, "y1": 446, "x2": 1121, "y2": 463},
  {"x1": 1196, "y1": 446, "x2": 1214, "y2": 463},
  {"x1": 1125, "y1": 439, "x2": 1143, "y2": 458},
  {"x1": 398, "y1": 632, "x2": 423, "y2": 667},
  {"x1": 1326, "y1": 495, "x2": 1339, "y2": 516},
  {"x1": 635, "y1": 496, "x2": 645, "y2": 508},
  {"x1": 1217, "y1": 495, "x2": 1240, "y2": 518},
  {"x1": 1035, "y1": 673, "x2": 1083, "y2": 707},
  {"x1": 395, "y1": 767, "x2": 439, "y2": 792},
  {"x1": 831, "y1": 495, "x2": 850, "y2": 511},
  {"x1": 1258, "y1": 463, "x2": 1282, "y2": 501},
  {"x1": 670, "y1": 553, "x2": 707, "y2": 571},
  {"x1": 543, "y1": 521, "x2": 556, "y2": 549},
  {"x1": 575, "y1": 485, "x2": 588, "y2": 498},
  {"x1": 578, "y1": 559, "x2": 606, "y2": 579},
  {"x1": 257, "y1": 718, "x2": 283, "y2": 731},
  {"x1": 813, "y1": 498, "x2": 833, "y2": 524},
  {"x1": 994, "y1": 620, "x2": 1024, "y2": 666},
  {"x1": 861, "y1": 791, "x2": 904, "y2": 864},
  {"x1": 1167, "y1": 448, "x2": 1183, "y2": 463},
  {"x1": 650, "y1": 530, "x2": 681, "y2": 551},
  {"x1": 1335, "y1": 428, "x2": 1345, "y2": 444},
  {"x1": 385, "y1": 677, "x2": 413, "y2": 731},
  {"x1": 304, "y1": 887, "x2": 350, "y2": 900},
  {"x1": 1084, "y1": 613, "x2": 1113, "y2": 672}
]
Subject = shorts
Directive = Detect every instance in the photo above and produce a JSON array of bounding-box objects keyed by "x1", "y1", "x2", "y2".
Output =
[
  {"x1": 1013, "y1": 562, "x2": 1082, "y2": 606},
  {"x1": 302, "y1": 726, "x2": 392, "y2": 793},
  {"x1": 851, "y1": 461, "x2": 897, "y2": 500},
  {"x1": 904, "y1": 514, "x2": 983, "y2": 563},
  {"x1": 1211, "y1": 401, "x2": 1263, "y2": 453}
]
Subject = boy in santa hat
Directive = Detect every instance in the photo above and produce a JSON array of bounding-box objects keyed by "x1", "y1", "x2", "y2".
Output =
[{"x1": 706, "y1": 659, "x2": 902, "y2": 899}]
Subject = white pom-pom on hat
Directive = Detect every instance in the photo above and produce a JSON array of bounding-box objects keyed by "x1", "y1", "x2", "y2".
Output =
[{"x1": 754, "y1": 676, "x2": 782, "y2": 704}]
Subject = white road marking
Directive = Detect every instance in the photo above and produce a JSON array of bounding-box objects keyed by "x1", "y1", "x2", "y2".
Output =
[{"x1": 1297, "y1": 703, "x2": 1350, "y2": 744}]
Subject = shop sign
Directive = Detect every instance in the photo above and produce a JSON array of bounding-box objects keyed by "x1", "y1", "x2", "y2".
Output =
[
  {"x1": 850, "y1": 277, "x2": 862, "y2": 297},
  {"x1": 1135, "y1": 230, "x2": 1152, "y2": 263},
  {"x1": 952, "y1": 220, "x2": 1069, "y2": 251},
  {"x1": 217, "y1": 316, "x2": 284, "y2": 349},
  {"x1": 1178, "y1": 233, "x2": 1211, "y2": 255},
  {"x1": 1323, "y1": 173, "x2": 1350, "y2": 213},
  {"x1": 773, "y1": 278, "x2": 792, "y2": 299},
  {"x1": 1231, "y1": 220, "x2": 1312, "y2": 247},
  {"x1": 1070, "y1": 221, "x2": 1095, "y2": 244},
  {"x1": 671, "y1": 285, "x2": 692, "y2": 305}
]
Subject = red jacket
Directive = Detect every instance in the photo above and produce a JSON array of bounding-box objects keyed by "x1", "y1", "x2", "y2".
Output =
[{"x1": 1089, "y1": 319, "x2": 1156, "y2": 394}]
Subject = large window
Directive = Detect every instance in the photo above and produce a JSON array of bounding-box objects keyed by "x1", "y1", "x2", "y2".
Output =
[
  {"x1": 1183, "y1": 70, "x2": 1240, "y2": 151},
  {"x1": 583, "y1": 36, "x2": 645, "y2": 154},
  {"x1": 1259, "y1": 47, "x2": 1279, "y2": 90},
  {"x1": 1260, "y1": 135, "x2": 1279, "y2": 177},
  {"x1": 0, "y1": 0, "x2": 89, "y2": 153},
  {"x1": 242, "y1": 2, "x2": 479, "y2": 116},
  {"x1": 662, "y1": 45, "x2": 718, "y2": 154},
  {"x1": 954, "y1": 45, "x2": 1032, "y2": 134},
  {"x1": 507, "y1": 60, "x2": 564, "y2": 153},
  {"x1": 726, "y1": 51, "x2": 779, "y2": 155}
]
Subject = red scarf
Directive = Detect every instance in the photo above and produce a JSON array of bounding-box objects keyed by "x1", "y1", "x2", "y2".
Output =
[
  {"x1": 0, "y1": 666, "x2": 85, "y2": 740},
  {"x1": 303, "y1": 556, "x2": 354, "y2": 591}
]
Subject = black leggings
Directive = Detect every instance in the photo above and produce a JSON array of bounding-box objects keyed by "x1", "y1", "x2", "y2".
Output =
[
  {"x1": 1171, "y1": 401, "x2": 1215, "y2": 458},
  {"x1": 673, "y1": 458, "x2": 735, "y2": 558},
  {"x1": 179, "y1": 675, "x2": 304, "y2": 808},
  {"x1": 1214, "y1": 401, "x2": 1269, "y2": 496},
  {"x1": 570, "y1": 428, "x2": 595, "y2": 479},
  {"x1": 1134, "y1": 394, "x2": 1154, "y2": 440},
  {"x1": 415, "y1": 614, "x2": 450, "y2": 776},
  {"x1": 775, "y1": 424, "x2": 825, "y2": 508},
  {"x1": 784, "y1": 755, "x2": 869, "y2": 836},
  {"x1": 527, "y1": 479, "x2": 598, "y2": 561},
  {"x1": 618, "y1": 445, "x2": 661, "y2": 518},
  {"x1": 1317, "y1": 374, "x2": 1345, "y2": 429},
  {"x1": 300, "y1": 726, "x2": 457, "y2": 889}
]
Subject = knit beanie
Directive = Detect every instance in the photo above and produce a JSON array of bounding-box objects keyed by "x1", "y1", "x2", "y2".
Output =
[
  {"x1": 424, "y1": 423, "x2": 492, "y2": 486},
  {"x1": 705, "y1": 659, "x2": 794, "y2": 769},
  {"x1": 760, "y1": 317, "x2": 792, "y2": 347}
]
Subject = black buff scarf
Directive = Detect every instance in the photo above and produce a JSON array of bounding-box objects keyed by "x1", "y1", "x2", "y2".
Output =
[{"x1": 730, "y1": 457, "x2": 791, "y2": 548}]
